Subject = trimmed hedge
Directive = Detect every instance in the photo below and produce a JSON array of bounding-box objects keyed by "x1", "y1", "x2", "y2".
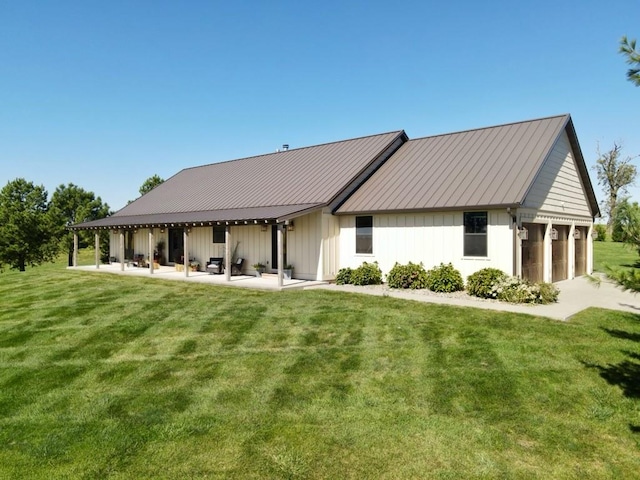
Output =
[
  {"x1": 335, "y1": 267, "x2": 352, "y2": 285},
  {"x1": 351, "y1": 261, "x2": 383, "y2": 286},
  {"x1": 387, "y1": 262, "x2": 428, "y2": 289},
  {"x1": 466, "y1": 268, "x2": 507, "y2": 299},
  {"x1": 425, "y1": 263, "x2": 464, "y2": 293},
  {"x1": 336, "y1": 262, "x2": 382, "y2": 286}
]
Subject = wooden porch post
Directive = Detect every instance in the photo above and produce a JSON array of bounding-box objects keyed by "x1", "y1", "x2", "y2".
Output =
[
  {"x1": 225, "y1": 225, "x2": 231, "y2": 282},
  {"x1": 148, "y1": 229, "x2": 154, "y2": 274},
  {"x1": 568, "y1": 223, "x2": 576, "y2": 279},
  {"x1": 119, "y1": 230, "x2": 125, "y2": 271},
  {"x1": 95, "y1": 232, "x2": 100, "y2": 269},
  {"x1": 183, "y1": 228, "x2": 189, "y2": 278},
  {"x1": 277, "y1": 224, "x2": 284, "y2": 288},
  {"x1": 73, "y1": 232, "x2": 78, "y2": 267}
]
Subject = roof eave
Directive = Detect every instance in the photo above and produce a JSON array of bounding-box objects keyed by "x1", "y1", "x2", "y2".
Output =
[{"x1": 334, "y1": 203, "x2": 522, "y2": 216}]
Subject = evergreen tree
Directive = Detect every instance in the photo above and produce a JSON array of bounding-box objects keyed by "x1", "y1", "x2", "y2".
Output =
[{"x1": 0, "y1": 179, "x2": 58, "y2": 271}]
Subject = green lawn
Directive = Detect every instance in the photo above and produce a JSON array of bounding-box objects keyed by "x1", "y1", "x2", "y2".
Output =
[
  {"x1": 0, "y1": 253, "x2": 639, "y2": 478},
  {"x1": 593, "y1": 240, "x2": 639, "y2": 272}
]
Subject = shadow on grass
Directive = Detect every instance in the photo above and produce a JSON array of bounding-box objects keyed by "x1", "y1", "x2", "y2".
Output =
[
  {"x1": 602, "y1": 328, "x2": 640, "y2": 342},
  {"x1": 585, "y1": 326, "x2": 640, "y2": 434},
  {"x1": 620, "y1": 262, "x2": 640, "y2": 269}
]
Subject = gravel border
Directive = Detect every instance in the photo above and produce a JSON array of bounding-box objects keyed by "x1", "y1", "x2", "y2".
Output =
[{"x1": 335, "y1": 283, "x2": 509, "y2": 305}]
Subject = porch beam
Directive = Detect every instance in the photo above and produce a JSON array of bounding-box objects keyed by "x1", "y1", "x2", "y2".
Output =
[
  {"x1": 225, "y1": 225, "x2": 231, "y2": 282},
  {"x1": 95, "y1": 232, "x2": 100, "y2": 269},
  {"x1": 73, "y1": 232, "x2": 78, "y2": 267},
  {"x1": 277, "y1": 224, "x2": 284, "y2": 288},
  {"x1": 149, "y1": 229, "x2": 154, "y2": 274}
]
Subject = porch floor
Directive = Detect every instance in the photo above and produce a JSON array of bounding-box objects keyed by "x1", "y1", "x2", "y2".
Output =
[{"x1": 69, "y1": 263, "x2": 328, "y2": 291}]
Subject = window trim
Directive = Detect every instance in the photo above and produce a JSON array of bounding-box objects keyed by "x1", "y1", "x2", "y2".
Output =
[{"x1": 463, "y1": 211, "x2": 488, "y2": 257}]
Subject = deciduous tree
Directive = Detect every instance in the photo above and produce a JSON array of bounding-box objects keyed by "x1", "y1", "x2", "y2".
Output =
[
  {"x1": 0, "y1": 179, "x2": 58, "y2": 271},
  {"x1": 50, "y1": 183, "x2": 111, "y2": 266},
  {"x1": 594, "y1": 143, "x2": 637, "y2": 231}
]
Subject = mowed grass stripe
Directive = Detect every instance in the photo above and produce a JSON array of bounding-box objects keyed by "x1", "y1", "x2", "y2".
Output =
[{"x1": 0, "y1": 252, "x2": 638, "y2": 478}]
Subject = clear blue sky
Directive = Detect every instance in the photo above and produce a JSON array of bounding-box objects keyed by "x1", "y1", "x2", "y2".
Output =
[{"x1": 1, "y1": 0, "x2": 638, "y2": 212}]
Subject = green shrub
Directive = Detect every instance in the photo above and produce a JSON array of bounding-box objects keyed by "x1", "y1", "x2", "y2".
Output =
[
  {"x1": 350, "y1": 261, "x2": 383, "y2": 286},
  {"x1": 466, "y1": 268, "x2": 507, "y2": 298},
  {"x1": 491, "y1": 276, "x2": 559, "y2": 304},
  {"x1": 593, "y1": 224, "x2": 607, "y2": 242},
  {"x1": 537, "y1": 282, "x2": 560, "y2": 303},
  {"x1": 387, "y1": 262, "x2": 429, "y2": 289},
  {"x1": 335, "y1": 267, "x2": 353, "y2": 285},
  {"x1": 425, "y1": 263, "x2": 464, "y2": 293}
]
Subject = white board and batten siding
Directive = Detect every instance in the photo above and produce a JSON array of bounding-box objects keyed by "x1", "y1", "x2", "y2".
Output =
[
  {"x1": 339, "y1": 210, "x2": 514, "y2": 281},
  {"x1": 283, "y1": 210, "x2": 339, "y2": 281},
  {"x1": 524, "y1": 131, "x2": 592, "y2": 217},
  {"x1": 106, "y1": 212, "x2": 331, "y2": 280}
]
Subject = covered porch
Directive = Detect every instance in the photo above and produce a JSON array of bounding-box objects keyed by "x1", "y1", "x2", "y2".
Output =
[{"x1": 68, "y1": 203, "x2": 334, "y2": 287}]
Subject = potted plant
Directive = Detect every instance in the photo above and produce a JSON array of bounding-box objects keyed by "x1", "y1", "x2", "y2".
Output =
[
  {"x1": 283, "y1": 263, "x2": 293, "y2": 280},
  {"x1": 155, "y1": 239, "x2": 165, "y2": 266},
  {"x1": 252, "y1": 262, "x2": 266, "y2": 277},
  {"x1": 189, "y1": 260, "x2": 200, "y2": 272}
]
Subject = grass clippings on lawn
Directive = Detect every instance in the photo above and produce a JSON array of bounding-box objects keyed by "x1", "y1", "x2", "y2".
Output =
[{"x1": 0, "y1": 254, "x2": 639, "y2": 479}]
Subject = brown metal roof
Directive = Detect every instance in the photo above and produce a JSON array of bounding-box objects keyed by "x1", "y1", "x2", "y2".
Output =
[
  {"x1": 336, "y1": 114, "x2": 599, "y2": 216},
  {"x1": 72, "y1": 130, "x2": 406, "y2": 229}
]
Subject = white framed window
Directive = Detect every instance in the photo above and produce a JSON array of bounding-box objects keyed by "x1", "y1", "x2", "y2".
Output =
[{"x1": 464, "y1": 212, "x2": 487, "y2": 257}]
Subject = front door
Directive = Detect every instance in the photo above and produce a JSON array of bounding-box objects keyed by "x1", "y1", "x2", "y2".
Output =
[{"x1": 168, "y1": 228, "x2": 184, "y2": 264}]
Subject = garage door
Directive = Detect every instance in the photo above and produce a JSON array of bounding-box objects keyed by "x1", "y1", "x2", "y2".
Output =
[
  {"x1": 552, "y1": 225, "x2": 569, "y2": 282},
  {"x1": 574, "y1": 226, "x2": 587, "y2": 277},
  {"x1": 521, "y1": 223, "x2": 544, "y2": 283}
]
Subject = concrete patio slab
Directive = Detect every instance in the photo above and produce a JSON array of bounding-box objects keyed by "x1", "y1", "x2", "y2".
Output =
[{"x1": 69, "y1": 263, "x2": 327, "y2": 290}]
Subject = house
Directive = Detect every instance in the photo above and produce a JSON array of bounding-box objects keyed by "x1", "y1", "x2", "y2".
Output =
[{"x1": 71, "y1": 114, "x2": 599, "y2": 285}]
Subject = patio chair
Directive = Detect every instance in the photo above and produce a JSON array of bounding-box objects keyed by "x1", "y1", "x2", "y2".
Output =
[
  {"x1": 133, "y1": 254, "x2": 147, "y2": 268},
  {"x1": 206, "y1": 257, "x2": 224, "y2": 275},
  {"x1": 231, "y1": 257, "x2": 245, "y2": 276}
]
